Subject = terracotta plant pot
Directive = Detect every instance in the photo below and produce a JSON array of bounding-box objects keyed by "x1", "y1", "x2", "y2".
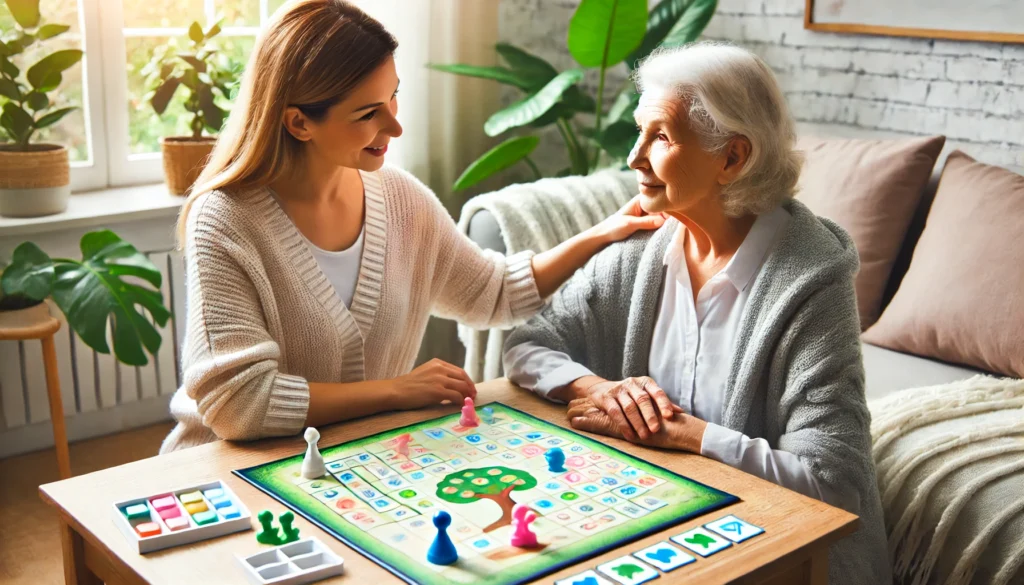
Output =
[
  {"x1": 0, "y1": 144, "x2": 71, "y2": 218},
  {"x1": 161, "y1": 136, "x2": 216, "y2": 196}
]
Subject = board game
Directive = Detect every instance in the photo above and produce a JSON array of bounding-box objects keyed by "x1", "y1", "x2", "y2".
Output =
[{"x1": 234, "y1": 402, "x2": 738, "y2": 585}]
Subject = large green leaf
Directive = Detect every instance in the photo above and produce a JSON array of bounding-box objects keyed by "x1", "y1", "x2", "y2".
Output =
[
  {"x1": 48, "y1": 230, "x2": 169, "y2": 366},
  {"x1": 659, "y1": 0, "x2": 717, "y2": 50},
  {"x1": 24, "y1": 90, "x2": 46, "y2": 111},
  {"x1": 0, "y1": 78, "x2": 21, "y2": 101},
  {"x1": 26, "y1": 49, "x2": 82, "y2": 91},
  {"x1": 495, "y1": 43, "x2": 557, "y2": 90},
  {"x1": 484, "y1": 69, "x2": 584, "y2": 136},
  {"x1": 0, "y1": 242, "x2": 54, "y2": 301},
  {"x1": 33, "y1": 106, "x2": 74, "y2": 129},
  {"x1": 2, "y1": 102, "x2": 32, "y2": 140},
  {"x1": 150, "y1": 77, "x2": 180, "y2": 114},
  {"x1": 5, "y1": 0, "x2": 40, "y2": 29},
  {"x1": 453, "y1": 135, "x2": 540, "y2": 192},
  {"x1": 627, "y1": 0, "x2": 687, "y2": 69},
  {"x1": 37, "y1": 24, "x2": 70, "y2": 40},
  {"x1": 567, "y1": 0, "x2": 647, "y2": 68},
  {"x1": 426, "y1": 63, "x2": 532, "y2": 91},
  {"x1": 598, "y1": 120, "x2": 639, "y2": 161},
  {"x1": 1, "y1": 56, "x2": 20, "y2": 78}
]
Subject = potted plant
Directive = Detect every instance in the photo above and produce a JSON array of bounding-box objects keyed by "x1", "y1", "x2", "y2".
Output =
[
  {"x1": 0, "y1": 230, "x2": 171, "y2": 366},
  {"x1": 143, "y1": 20, "x2": 239, "y2": 195},
  {"x1": 0, "y1": 0, "x2": 84, "y2": 217},
  {"x1": 429, "y1": 0, "x2": 716, "y2": 192}
]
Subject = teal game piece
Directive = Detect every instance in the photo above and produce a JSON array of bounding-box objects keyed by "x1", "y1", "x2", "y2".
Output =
[
  {"x1": 256, "y1": 510, "x2": 282, "y2": 545},
  {"x1": 545, "y1": 447, "x2": 566, "y2": 472},
  {"x1": 279, "y1": 511, "x2": 300, "y2": 544},
  {"x1": 124, "y1": 503, "x2": 150, "y2": 521},
  {"x1": 481, "y1": 406, "x2": 494, "y2": 424},
  {"x1": 193, "y1": 510, "x2": 218, "y2": 525}
]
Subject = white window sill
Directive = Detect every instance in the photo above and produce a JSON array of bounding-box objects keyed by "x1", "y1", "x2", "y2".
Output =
[{"x1": 0, "y1": 184, "x2": 183, "y2": 238}]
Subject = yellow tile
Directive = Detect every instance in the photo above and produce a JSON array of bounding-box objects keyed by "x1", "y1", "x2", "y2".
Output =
[{"x1": 184, "y1": 501, "x2": 208, "y2": 515}]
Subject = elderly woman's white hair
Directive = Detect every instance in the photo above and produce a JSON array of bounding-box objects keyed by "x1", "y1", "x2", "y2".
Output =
[{"x1": 632, "y1": 41, "x2": 803, "y2": 217}]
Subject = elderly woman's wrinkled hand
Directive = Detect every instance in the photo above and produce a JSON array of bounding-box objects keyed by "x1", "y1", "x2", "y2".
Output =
[
  {"x1": 567, "y1": 395, "x2": 703, "y2": 452},
  {"x1": 573, "y1": 376, "x2": 684, "y2": 442}
]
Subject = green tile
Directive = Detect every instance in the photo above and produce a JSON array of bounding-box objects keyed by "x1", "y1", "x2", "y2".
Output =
[
  {"x1": 125, "y1": 504, "x2": 150, "y2": 520},
  {"x1": 193, "y1": 510, "x2": 218, "y2": 525}
]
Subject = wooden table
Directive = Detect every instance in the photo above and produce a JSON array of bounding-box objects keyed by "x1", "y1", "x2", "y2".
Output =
[{"x1": 40, "y1": 379, "x2": 857, "y2": 585}]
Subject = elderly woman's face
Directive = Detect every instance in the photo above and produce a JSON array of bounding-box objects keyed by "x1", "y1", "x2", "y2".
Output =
[{"x1": 628, "y1": 90, "x2": 730, "y2": 215}]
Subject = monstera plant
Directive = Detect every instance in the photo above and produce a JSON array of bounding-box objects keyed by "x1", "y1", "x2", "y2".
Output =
[
  {"x1": 430, "y1": 0, "x2": 717, "y2": 191},
  {"x1": 0, "y1": 230, "x2": 171, "y2": 367}
]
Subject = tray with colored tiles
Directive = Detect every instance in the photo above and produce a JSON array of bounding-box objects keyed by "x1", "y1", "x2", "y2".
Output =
[{"x1": 111, "y1": 479, "x2": 252, "y2": 553}]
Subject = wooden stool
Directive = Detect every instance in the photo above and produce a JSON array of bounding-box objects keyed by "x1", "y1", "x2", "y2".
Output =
[{"x1": 0, "y1": 302, "x2": 70, "y2": 478}]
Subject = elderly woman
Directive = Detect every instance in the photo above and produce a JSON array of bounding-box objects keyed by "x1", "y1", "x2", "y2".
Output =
[{"x1": 503, "y1": 42, "x2": 890, "y2": 585}]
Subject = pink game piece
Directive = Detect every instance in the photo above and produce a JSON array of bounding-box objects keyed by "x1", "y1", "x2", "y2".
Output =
[
  {"x1": 394, "y1": 433, "x2": 412, "y2": 458},
  {"x1": 459, "y1": 397, "x2": 479, "y2": 428},
  {"x1": 165, "y1": 516, "x2": 190, "y2": 531},
  {"x1": 151, "y1": 495, "x2": 177, "y2": 511},
  {"x1": 510, "y1": 504, "x2": 538, "y2": 548},
  {"x1": 159, "y1": 505, "x2": 182, "y2": 520}
]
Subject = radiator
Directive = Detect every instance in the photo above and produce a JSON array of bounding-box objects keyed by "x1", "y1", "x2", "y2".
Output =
[{"x1": 0, "y1": 249, "x2": 187, "y2": 458}]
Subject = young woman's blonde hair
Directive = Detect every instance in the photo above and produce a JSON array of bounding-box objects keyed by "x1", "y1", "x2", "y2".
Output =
[{"x1": 176, "y1": 0, "x2": 397, "y2": 246}]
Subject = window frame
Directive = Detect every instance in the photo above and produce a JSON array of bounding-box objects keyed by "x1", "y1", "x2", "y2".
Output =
[{"x1": 68, "y1": 0, "x2": 273, "y2": 191}]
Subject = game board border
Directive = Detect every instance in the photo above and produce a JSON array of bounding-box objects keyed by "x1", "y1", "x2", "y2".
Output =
[{"x1": 233, "y1": 402, "x2": 739, "y2": 585}]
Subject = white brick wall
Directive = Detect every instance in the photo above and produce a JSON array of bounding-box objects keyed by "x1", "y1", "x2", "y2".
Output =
[{"x1": 498, "y1": 0, "x2": 1024, "y2": 169}]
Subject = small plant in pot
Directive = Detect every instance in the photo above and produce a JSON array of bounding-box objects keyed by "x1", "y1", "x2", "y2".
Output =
[
  {"x1": 144, "y1": 20, "x2": 239, "y2": 195},
  {"x1": 0, "y1": 0, "x2": 84, "y2": 217},
  {"x1": 0, "y1": 230, "x2": 171, "y2": 366}
]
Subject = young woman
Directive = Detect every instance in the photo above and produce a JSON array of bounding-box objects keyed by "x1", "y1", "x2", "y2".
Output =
[{"x1": 160, "y1": 0, "x2": 663, "y2": 453}]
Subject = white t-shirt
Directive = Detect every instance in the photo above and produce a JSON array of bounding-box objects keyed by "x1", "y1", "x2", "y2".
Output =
[{"x1": 303, "y1": 226, "x2": 365, "y2": 308}]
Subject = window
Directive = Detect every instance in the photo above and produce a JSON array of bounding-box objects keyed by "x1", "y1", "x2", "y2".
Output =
[{"x1": 0, "y1": 1, "x2": 289, "y2": 191}]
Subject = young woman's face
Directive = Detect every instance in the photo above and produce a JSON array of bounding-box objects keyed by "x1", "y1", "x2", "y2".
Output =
[
  {"x1": 293, "y1": 55, "x2": 403, "y2": 171},
  {"x1": 627, "y1": 90, "x2": 726, "y2": 216}
]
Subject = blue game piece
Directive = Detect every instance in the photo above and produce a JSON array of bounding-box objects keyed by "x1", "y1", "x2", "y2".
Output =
[
  {"x1": 481, "y1": 407, "x2": 494, "y2": 424},
  {"x1": 427, "y1": 511, "x2": 458, "y2": 565},
  {"x1": 545, "y1": 447, "x2": 567, "y2": 472}
]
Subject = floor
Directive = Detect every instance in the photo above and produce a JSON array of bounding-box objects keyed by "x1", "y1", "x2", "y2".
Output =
[{"x1": 0, "y1": 422, "x2": 174, "y2": 585}]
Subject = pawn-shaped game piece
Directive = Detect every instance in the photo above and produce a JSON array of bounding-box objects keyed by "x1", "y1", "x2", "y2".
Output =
[
  {"x1": 256, "y1": 510, "x2": 281, "y2": 545},
  {"x1": 509, "y1": 504, "x2": 538, "y2": 548},
  {"x1": 279, "y1": 511, "x2": 301, "y2": 544},
  {"x1": 459, "y1": 396, "x2": 479, "y2": 428},
  {"x1": 481, "y1": 406, "x2": 494, "y2": 425},
  {"x1": 394, "y1": 433, "x2": 412, "y2": 459},
  {"x1": 545, "y1": 447, "x2": 566, "y2": 472},
  {"x1": 427, "y1": 510, "x2": 458, "y2": 565},
  {"x1": 302, "y1": 427, "x2": 326, "y2": 479}
]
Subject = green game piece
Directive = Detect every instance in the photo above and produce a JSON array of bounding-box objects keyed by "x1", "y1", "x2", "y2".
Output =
[
  {"x1": 124, "y1": 503, "x2": 150, "y2": 520},
  {"x1": 560, "y1": 491, "x2": 579, "y2": 501},
  {"x1": 256, "y1": 510, "x2": 282, "y2": 545},
  {"x1": 192, "y1": 510, "x2": 218, "y2": 525},
  {"x1": 614, "y1": 563, "x2": 645, "y2": 578},
  {"x1": 279, "y1": 511, "x2": 300, "y2": 544},
  {"x1": 685, "y1": 533, "x2": 716, "y2": 548},
  {"x1": 399, "y1": 489, "x2": 417, "y2": 499}
]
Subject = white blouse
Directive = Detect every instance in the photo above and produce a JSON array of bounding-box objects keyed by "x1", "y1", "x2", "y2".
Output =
[
  {"x1": 505, "y1": 207, "x2": 831, "y2": 502},
  {"x1": 303, "y1": 225, "x2": 365, "y2": 309}
]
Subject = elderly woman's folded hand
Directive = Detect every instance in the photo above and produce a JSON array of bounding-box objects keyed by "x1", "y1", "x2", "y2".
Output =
[{"x1": 566, "y1": 394, "x2": 704, "y2": 452}]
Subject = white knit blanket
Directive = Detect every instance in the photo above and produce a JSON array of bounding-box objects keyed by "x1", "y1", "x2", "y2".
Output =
[
  {"x1": 456, "y1": 170, "x2": 637, "y2": 381},
  {"x1": 869, "y1": 375, "x2": 1024, "y2": 585}
]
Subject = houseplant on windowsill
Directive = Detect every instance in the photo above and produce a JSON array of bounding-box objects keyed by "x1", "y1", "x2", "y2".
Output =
[
  {"x1": 144, "y1": 20, "x2": 240, "y2": 195},
  {"x1": 0, "y1": 230, "x2": 171, "y2": 367},
  {"x1": 0, "y1": 0, "x2": 83, "y2": 217}
]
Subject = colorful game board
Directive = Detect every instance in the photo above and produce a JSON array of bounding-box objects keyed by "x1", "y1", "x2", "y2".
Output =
[{"x1": 234, "y1": 403, "x2": 738, "y2": 585}]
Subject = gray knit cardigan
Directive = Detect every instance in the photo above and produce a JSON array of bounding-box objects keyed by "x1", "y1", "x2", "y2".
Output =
[{"x1": 505, "y1": 199, "x2": 892, "y2": 585}]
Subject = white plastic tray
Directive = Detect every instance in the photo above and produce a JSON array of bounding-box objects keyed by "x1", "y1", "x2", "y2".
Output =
[
  {"x1": 111, "y1": 479, "x2": 252, "y2": 553},
  {"x1": 238, "y1": 537, "x2": 344, "y2": 585}
]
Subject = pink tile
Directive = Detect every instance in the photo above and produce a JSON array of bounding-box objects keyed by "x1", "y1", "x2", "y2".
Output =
[
  {"x1": 165, "y1": 516, "x2": 190, "y2": 531},
  {"x1": 159, "y1": 506, "x2": 182, "y2": 520},
  {"x1": 151, "y1": 495, "x2": 178, "y2": 511}
]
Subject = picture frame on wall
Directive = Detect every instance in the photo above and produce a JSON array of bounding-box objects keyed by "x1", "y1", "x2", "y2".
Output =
[{"x1": 804, "y1": 0, "x2": 1024, "y2": 44}]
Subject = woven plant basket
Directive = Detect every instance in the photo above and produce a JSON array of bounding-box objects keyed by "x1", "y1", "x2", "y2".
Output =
[
  {"x1": 0, "y1": 144, "x2": 71, "y2": 217},
  {"x1": 161, "y1": 136, "x2": 216, "y2": 195}
]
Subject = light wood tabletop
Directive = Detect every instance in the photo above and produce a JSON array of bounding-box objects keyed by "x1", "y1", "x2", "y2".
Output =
[{"x1": 40, "y1": 379, "x2": 857, "y2": 585}]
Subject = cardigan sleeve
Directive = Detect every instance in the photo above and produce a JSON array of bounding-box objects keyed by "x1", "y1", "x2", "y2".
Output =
[
  {"x1": 421, "y1": 184, "x2": 545, "y2": 329},
  {"x1": 773, "y1": 276, "x2": 876, "y2": 515},
  {"x1": 179, "y1": 197, "x2": 309, "y2": 441}
]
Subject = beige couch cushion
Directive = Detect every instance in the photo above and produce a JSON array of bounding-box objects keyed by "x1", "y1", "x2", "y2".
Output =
[
  {"x1": 863, "y1": 151, "x2": 1024, "y2": 379},
  {"x1": 796, "y1": 135, "x2": 945, "y2": 329}
]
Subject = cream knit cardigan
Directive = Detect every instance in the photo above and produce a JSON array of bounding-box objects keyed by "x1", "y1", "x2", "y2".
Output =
[{"x1": 161, "y1": 166, "x2": 543, "y2": 453}]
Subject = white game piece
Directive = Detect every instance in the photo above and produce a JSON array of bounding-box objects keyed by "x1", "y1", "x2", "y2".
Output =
[
  {"x1": 301, "y1": 427, "x2": 326, "y2": 479},
  {"x1": 238, "y1": 537, "x2": 344, "y2": 585}
]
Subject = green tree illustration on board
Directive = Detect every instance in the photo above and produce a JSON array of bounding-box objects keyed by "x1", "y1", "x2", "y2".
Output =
[{"x1": 436, "y1": 466, "x2": 537, "y2": 532}]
